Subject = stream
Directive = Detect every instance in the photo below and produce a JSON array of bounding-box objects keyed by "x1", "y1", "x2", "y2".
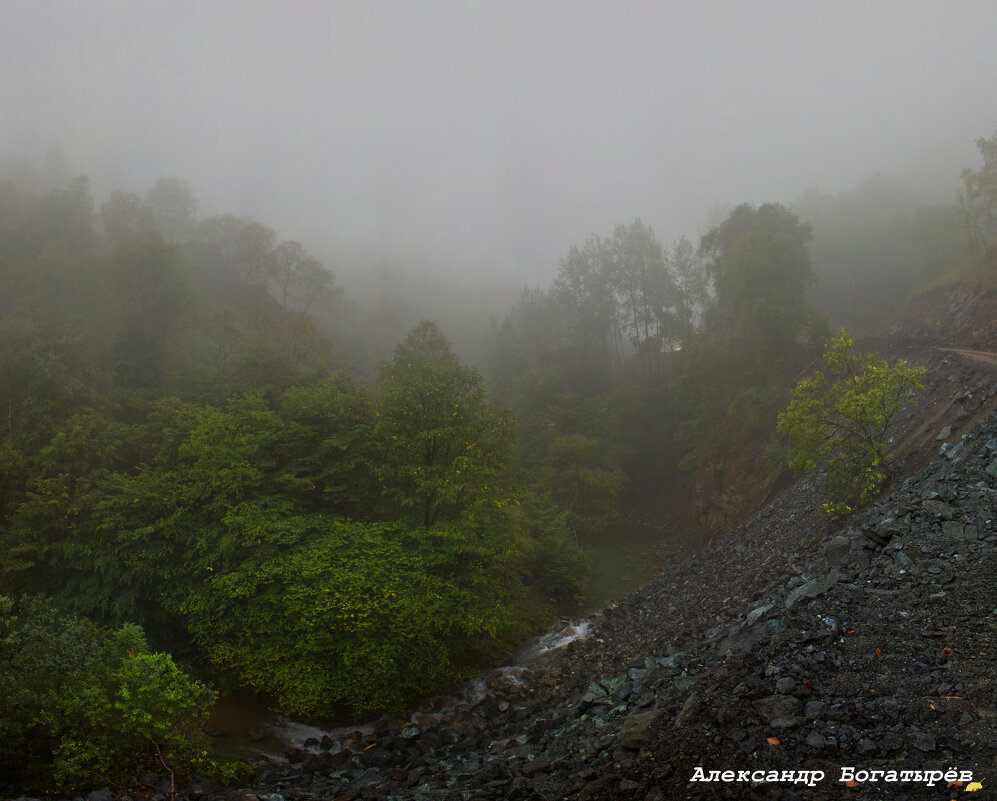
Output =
[{"x1": 205, "y1": 520, "x2": 671, "y2": 760}]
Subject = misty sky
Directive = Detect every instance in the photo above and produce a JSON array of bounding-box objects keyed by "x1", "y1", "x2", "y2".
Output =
[{"x1": 4, "y1": 0, "x2": 997, "y2": 284}]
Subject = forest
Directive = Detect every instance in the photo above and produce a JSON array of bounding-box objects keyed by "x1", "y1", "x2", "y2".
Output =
[{"x1": 2, "y1": 126, "x2": 995, "y2": 791}]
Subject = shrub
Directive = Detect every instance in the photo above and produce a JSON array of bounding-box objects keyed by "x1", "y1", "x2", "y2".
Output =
[
  {"x1": 777, "y1": 332, "x2": 926, "y2": 516},
  {"x1": 0, "y1": 595, "x2": 232, "y2": 793}
]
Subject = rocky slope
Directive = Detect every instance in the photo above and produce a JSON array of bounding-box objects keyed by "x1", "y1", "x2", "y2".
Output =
[{"x1": 187, "y1": 348, "x2": 993, "y2": 801}]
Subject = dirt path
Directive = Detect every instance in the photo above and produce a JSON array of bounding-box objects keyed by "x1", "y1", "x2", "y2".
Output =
[{"x1": 932, "y1": 346, "x2": 997, "y2": 367}]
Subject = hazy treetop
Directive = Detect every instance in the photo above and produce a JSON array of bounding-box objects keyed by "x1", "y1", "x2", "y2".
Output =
[{"x1": 3, "y1": 0, "x2": 996, "y2": 282}]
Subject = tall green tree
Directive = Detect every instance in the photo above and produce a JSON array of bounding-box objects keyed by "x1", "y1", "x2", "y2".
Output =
[
  {"x1": 700, "y1": 202, "x2": 816, "y2": 367},
  {"x1": 608, "y1": 219, "x2": 679, "y2": 354},
  {"x1": 373, "y1": 321, "x2": 516, "y2": 527},
  {"x1": 959, "y1": 125, "x2": 997, "y2": 259}
]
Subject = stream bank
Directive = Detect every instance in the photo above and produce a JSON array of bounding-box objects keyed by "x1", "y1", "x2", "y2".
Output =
[{"x1": 205, "y1": 519, "x2": 679, "y2": 761}]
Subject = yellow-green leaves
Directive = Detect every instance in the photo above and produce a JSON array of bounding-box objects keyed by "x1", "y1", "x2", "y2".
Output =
[{"x1": 777, "y1": 332, "x2": 925, "y2": 517}]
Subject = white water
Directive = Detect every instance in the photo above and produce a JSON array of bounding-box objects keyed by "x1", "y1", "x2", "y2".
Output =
[{"x1": 513, "y1": 618, "x2": 592, "y2": 663}]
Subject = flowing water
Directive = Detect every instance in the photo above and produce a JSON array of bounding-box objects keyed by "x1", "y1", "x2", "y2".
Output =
[{"x1": 206, "y1": 520, "x2": 671, "y2": 759}]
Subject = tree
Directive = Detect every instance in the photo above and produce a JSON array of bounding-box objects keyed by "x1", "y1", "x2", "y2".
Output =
[
  {"x1": 670, "y1": 235, "x2": 709, "y2": 345},
  {"x1": 105, "y1": 233, "x2": 189, "y2": 383},
  {"x1": 100, "y1": 191, "x2": 155, "y2": 243},
  {"x1": 550, "y1": 235, "x2": 622, "y2": 389},
  {"x1": 959, "y1": 126, "x2": 997, "y2": 259},
  {"x1": 777, "y1": 332, "x2": 925, "y2": 516},
  {"x1": 607, "y1": 219, "x2": 678, "y2": 354},
  {"x1": 194, "y1": 215, "x2": 276, "y2": 292},
  {"x1": 0, "y1": 596, "x2": 227, "y2": 793},
  {"x1": 538, "y1": 432, "x2": 625, "y2": 536},
  {"x1": 373, "y1": 321, "x2": 516, "y2": 527},
  {"x1": 144, "y1": 176, "x2": 198, "y2": 245},
  {"x1": 269, "y1": 240, "x2": 342, "y2": 314},
  {"x1": 700, "y1": 203, "x2": 815, "y2": 366}
]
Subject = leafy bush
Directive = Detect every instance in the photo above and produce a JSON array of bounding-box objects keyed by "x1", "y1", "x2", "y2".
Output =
[
  {"x1": 777, "y1": 332, "x2": 926, "y2": 516},
  {"x1": 0, "y1": 596, "x2": 230, "y2": 793}
]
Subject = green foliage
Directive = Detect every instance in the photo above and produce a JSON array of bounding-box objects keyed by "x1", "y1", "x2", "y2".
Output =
[
  {"x1": 180, "y1": 518, "x2": 529, "y2": 715},
  {"x1": 960, "y1": 125, "x2": 997, "y2": 260},
  {"x1": 538, "y1": 433, "x2": 626, "y2": 534},
  {"x1": 0, "y1": 595, "x2": 228, "y2": 793},
  {"x1": 777, "y1": 332, "x2": 926, "y2": 516},
  {"x1": 0, "y1": 318, "x2": 587, "y2": 719},
  {"x1": 503, "y1": 373, "x2": 630, "y2": 536},
  {"x1": 373, "y1": 321, "x2": 516, "y2": 527},
  {"x1": 0, "y1": 171, "x2": 590, "y2": 728},
  {"x1": 700, "y1": 202, "x2": 816, "y2": 366}
]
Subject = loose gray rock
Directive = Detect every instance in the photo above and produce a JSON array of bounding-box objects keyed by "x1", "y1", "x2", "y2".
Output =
[
  {"x1": 752, "y1": 695, "x2": 801, "y2": 723},
  {"x1": 803, "y1": 700, "x2": 826, "y2": 720},
  {"x1": 806, "y1": 731, "x2": 826, "y2": 748},
  {"x1": 673, "y1": 691, "x2": 699, "y2": 729},
  {"x1": 746, "y1": 603, "x2": 774, "y2": 626},
  {"x1": 823, "y1": 536, "x2": 851, "y2": 566},
  {"x1": 618, "y1": 709, "x2": 659, "y2": 749},
  {"x1": 785, "y1": 570, "x2": 838, "y2": 609}
]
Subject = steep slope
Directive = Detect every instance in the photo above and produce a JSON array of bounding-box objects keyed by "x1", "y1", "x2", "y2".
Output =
[{"x1": 229, "y1": 347, "x2": 997, "y2": 799}]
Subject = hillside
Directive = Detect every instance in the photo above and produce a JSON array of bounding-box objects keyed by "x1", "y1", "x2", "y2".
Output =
[
  {"x1": 186, "y1": 291, "x2": 994, "y2": 800},
  {"x1": 5, "y1": 286, "x2": 981, "y2": 801},
  {"x1": 3, "y1": 175, "x2": 994, "y2": 800}
]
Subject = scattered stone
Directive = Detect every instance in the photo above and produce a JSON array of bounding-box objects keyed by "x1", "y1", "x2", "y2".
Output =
[
  {"x1": 618, "y1": 709, "x2": 659, "y2": 750},
  {"x1": 803, "y1": 701, "x2": 826, "y2": 720},
  {"x1": 805, "y1": 731, "x2": 826, "y2": 748},
  {"x1": 910, "y1": 731, "x2": 937, "y2": 752},
  {"x1": 752, "y1": 695, "x2": 801, "y2": 723},
  {"x1": 823, "y1": 536, "x2": 850, "y2": 566},
  {"x1": 132, "y1": 390, "x2": 995, "y2": 801},
  {"x1": 673, "y1": 692, "x2": 698, "y2": 729},
  {"x1": 785, "y1": 570, "x2": 838, "y2": 609},
  {"x1": 746, "y1": 603, "x2": 774, "y2": 626}
]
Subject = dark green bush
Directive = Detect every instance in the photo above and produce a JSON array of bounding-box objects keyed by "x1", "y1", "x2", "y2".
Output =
[{"x1": 0, "y1": 595, "x2": 235, "y2": 793}]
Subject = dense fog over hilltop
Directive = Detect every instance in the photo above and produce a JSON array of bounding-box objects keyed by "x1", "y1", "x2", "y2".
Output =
[{"x1": 3, "y1": 0, "x2": 997, "y2": 285}]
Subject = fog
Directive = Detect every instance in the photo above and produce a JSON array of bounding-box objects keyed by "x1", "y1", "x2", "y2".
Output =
[{"x1": 3, "y1": 0, "x2": 996, "y2": 288}]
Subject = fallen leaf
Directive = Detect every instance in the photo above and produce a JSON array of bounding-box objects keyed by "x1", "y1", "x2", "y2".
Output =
[
  {"x1": 845, "y1": 779, "x2": 859, "y2": 788},
  {"x1": 965, "y1": 781, "x2": 984, "y2": 792},
  {"x1": 766, "y1": 737, "x2": 780, "y2": 745}
]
